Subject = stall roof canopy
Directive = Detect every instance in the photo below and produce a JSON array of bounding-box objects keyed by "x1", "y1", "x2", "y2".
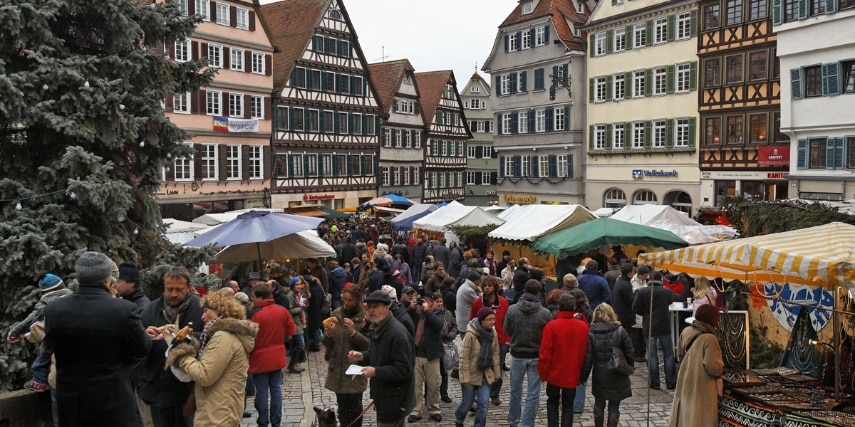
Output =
[
  {"x1": 533, "y1": 218, "x2": 688, "y2": 259},
  {"x1": 610, "y1": 205, "x2": 699, "y2": 226},
  {"x1": 640, "y1": 222, "x2": 855, "y2": 289},
  {"x1": 412, "y1": 201, "x2": 504, "y2": 232},
  {"x1": 488, "y1": 204, "x2": 595, "y2": 242},
  {"x1": 390, "y1": 204, "x2": 438, "y2": 231},
  {"x1": 192, "y1": 208, "x2": 283, "y2": 226}
]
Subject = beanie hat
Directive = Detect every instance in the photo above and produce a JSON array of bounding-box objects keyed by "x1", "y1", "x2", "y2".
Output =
[
  {"x1": 76, "y1": 251, "x2": 114, "y2": 285},
  {"x1": 289, "y1": 277, "x2": 301, "y2": 288},
  {"x1": 380, "y1": 284, "x2": 397, "y2": 300},
  {"x1": 467, "y1": 271, "x2": 482, "y2": 282},
  {"x1": 118, "y1": 262, "x2": 140, "y2": 284},
  {"x1": 636, "y1": 265, "x2": 650, "y2": 275},
  {"x1": 476, "y1": 306, "x2": 495, "y2": 323},
  {"x1": 39, "y1": 274, "x2": 63, "y2": 292},
  {"x1": 695, "y1": 304, "x2": 721, "y2": 327}
]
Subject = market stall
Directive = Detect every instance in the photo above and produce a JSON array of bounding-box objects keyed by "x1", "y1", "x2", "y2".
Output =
[
  {"x1": 412, "y1": 201, "x2": 503, "y2": 243},
  {"x1": 389, "y1": 203, "x2": 438, "y2": 232}
]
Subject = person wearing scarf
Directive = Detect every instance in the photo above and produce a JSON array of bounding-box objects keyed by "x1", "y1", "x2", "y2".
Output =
[
  {"x1": 454, "y1": 307, "x2": 500, "y2": 427},
  {"x1": 167, "y1": 292, "x2": 258, "y2": 427}
]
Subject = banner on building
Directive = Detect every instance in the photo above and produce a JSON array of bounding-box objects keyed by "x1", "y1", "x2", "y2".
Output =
[{"x1": 213, "y1": 116, "x2": 258, "y2": 133}]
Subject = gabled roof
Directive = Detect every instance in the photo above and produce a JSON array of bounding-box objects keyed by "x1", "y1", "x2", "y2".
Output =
[
  {"x1": 498, "y1": 0, "x2": 587, "y2": 52},
  {"x1": 468, "y1": 72, "x2": 491, "y2": 91},
  {"x1": 368, "y1": 59, "x2": 416, "y2": 113},
  {"x1": 259, "y1": 0, "x2": 330, "y2": 90},
  {"x1": 413, "y1": 70, "x2": 453, "y2": 124}
]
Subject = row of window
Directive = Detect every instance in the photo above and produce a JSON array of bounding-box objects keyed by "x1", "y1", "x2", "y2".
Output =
[
  {"x1": 703, "y1": 0, "x2": 770, "y2": 30},
  {"x1": 172, "y1": 91, "x2": 266, "y2": 119},
  {"x1": 176, "y1": 0, "x2": 254, "y2": 31},
  {"x1": 499, "y1": 155, "x2": 573, "y2": 179},
  {"x1": 797, "y1": 137, "x2": 855, "y2": 170},
  {"x1": 170, "y1": 143, "x2": 264, "y2": 181},
  {"x1": 791, "y1": 60, "x2": 855, "y2": 99},
  {"x1": 467, "y1": 120, "x2": 495, "y2": 134},
  {"x1": 591, "y1": 11, "x2": 697, "y2": 57},
  {"x1": 290, "y1": 67, "x2": 366, "y2": 96},
  {"x1": 394, "y1": 98, "x2": 418, "y2": 115},
  {"x1": 497, "y1": 106, "x2": 570, "y2": 135},
  {"x1": 465, "y1": 171, "x2": 497, "y2": 186},
  {"x1": 173, "y1": 40, "x2": 269, "y2": 75},
  {"x1": 310, "y1": 34, "x2": 353, "y2": 58},
  {"x1": 467, "y1": 144, "x2": 496, "y2": 159},
  {"x1": 380, "y1": 166, "x2": 422, "y2": 186},
  {"x1": 703, "y1": 112, "x2": 784, "y2": 146},
  {"x1": 427, "y1": 139, "x2": 466, "y2": 157},
  {"x1": 426, "y1": 172, "x2": 464, "y2": 189},
  {"x1": 495, "y1": 65, "x2": 569, "y2": 97},
  {"x1": 276, "y1": 106, "x2": 378, "y2": 136},
  {"x1": 775, "y1": 0, "x2": 854, "y2": 25},
  {"x1": 434, "y1": 109, "x2": 462, "y2": 127},
  {"x1": 273, "y1": 153, "x2": 375, "y2": 178},
  {"x1": 701, "y1": 49, "x2": 780, "y2": 88},
  {"x1": 503, "y1": 26, "x2": 551, "y2": 53},
  {"x1": 603, "y1": 188, "x2": 694, "y2": 214},
  {"x1": 590, "y1": 119, "x2": 697, "y2": 151},
  {"x1": 591, "y1": 62, "x2": 697, "y2": 103},
  {"x1": 382, "y1": 128, "x2": 423, "y2": 149},
  {"x1": 464, "y1": 98, "x2": 487, "y2": 110}
]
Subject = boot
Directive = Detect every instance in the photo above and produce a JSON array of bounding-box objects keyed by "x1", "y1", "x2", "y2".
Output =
[
  {"x1": 561, "y1": 410, "x2": 573, "y2": 427},
  {"x1": 607, "y1": 411, "x2": 620, "y2": 427},
  {"x1": 546, "y1": 402, "x2": 559, "y2": 427},
  {"x1": 594, "y1": 407, "x2": 605, "y2": 427}
]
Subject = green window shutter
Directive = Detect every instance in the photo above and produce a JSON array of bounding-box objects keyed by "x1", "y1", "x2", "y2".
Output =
[
  {"x1": 665, "y1": 119, "x2": 675, "y2": 147},
  {"x1": 644, "y1": 121, "x2": 652, "y2": 148},
  {"x1": 797, "y1": 139, "x2": 807, "y2": 169},
  {"x1": 589, "y1": 126, "x2": 595, "y2": 150},
  {"x1": 826, "y1": 0, "x2": 838, "y2": 13},
  {"x1": 498, "y1": 156, "x2": 506, "y2": 178},
  {"x1": 319, "y1": 109, "x2": 325, "y2": 132},
  {"x1": 332, "y1": 156, "x2": 339, "y2": 175},
  {"x1": 532, "y1": 155, "x2": 540, "y2": 177},
  {"x1": 606, "y1": 124, "x2": 613, "y2": 149},
  {"x1": 548, "y1": 155, "x2": 557, "y2": 178},
  {"x1": 690, "y1": 62, "x2": 698, "y2": 91},
  {"x1": 667, "y1": 15, "x2": 676, "y2": 41},
  {"x1": 691, "y1": 10, "x2": 699, "y2": 37},
  {"x1": 288, "y1": 107, "x2": 295, "y2": 129},
  {"x1": 624, "y1": 123, "x2": 632, "y2": 150},
  {"x1": 546, "y1": 108, "x2": 554, "y2": 131},
  {"x1": 528, "y1": 109, "x2": 535, "y2": 133},
  {"x1": 791, "y1": 68, "x2": 802, "y2": 99},
  {"x1": 520, "y1": 71, "x2": 528, "y2": 92},
  {"x1": 306, "y1": 69, "x2": 314, "y2": 88},
  {"x1": 303, "y1": 154, "x2": 310, "y2": 176},
  {"x1": 346, "y1": 154, "x2": 353, "y2": 175},
  {"x1": 666, "y1": 65, "x2": 675, "y2": 94},
  {"x1": 625, "y1": 71, "x2": 633, "y2": 95},
  {"x1": 287, "y1": 154, "x2": 294, "y2": 177},
  {"x1": 606, "y1": 76, "x2": 613, "y2": 101},
  {"x1": 644, "y1": 68, "x2": 653, "y2": 97},
  {"x1": 318, "y1": 155, "x2": 324, "y2": 176},
  {"x1": 826, "y1": 139, "x2": 836, "y2": 169},
  {"x1": 589, "y1": 36, "x2": 595, "y2": 57},
  {"x1": 589, "y1": 78, "x2": 595, "y2": 102},
  {"x1": 606, "y1": 30, "x2": 614, "y2": 54},
  {"x1": 360, "y1": 155, "x2": 366, "y2": 176},
  {"x1": 688, "y1": 118, "x2": 697, "y2": 147},
  {"x1": 626, "y1": 25, "x2": 634, "y2": 47},
  {"x1": 798, "y1": 0, "x2": 809, "y2": 19},
  {"x1": 833, "y1": 138, "x2": 845, "y2": 169},
  {"x1": 772, "y1": 0, "x2": 783, "y2": 24},
  {"x1": 822, "y1": 62, "x2": 840, "y2": 96},
  {"x1": 333, "y1": 110, "x2": 340, "y2": 133},
  {"x1": 646, "y1": 20, "x2": 654, "y2": 45}
]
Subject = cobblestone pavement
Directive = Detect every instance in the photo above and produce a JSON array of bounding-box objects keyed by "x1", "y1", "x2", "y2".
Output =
[{"x1": 240, "y1": 347, "x2": 676, "y2": 427}]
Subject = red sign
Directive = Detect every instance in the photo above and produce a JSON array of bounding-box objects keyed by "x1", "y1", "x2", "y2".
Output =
[
  {"x1": 757, "y1": 146, "x2": 790, "y2": 166},
  {"x1": 303, "y1": 193, "x2": 335, "y2": 201}
]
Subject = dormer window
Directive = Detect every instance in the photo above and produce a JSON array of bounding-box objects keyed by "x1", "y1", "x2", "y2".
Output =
[
  {"x1": 577, "y1": 2, "x2": 585, "y2": 13},
  {"x1": 328, "y1": 9, "x2": 342, "y2": 20},
  {"x1": 522, "y1": 1, "x2": 534, "y2": 14}
]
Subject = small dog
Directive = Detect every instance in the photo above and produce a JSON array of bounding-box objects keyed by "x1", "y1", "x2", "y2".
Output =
[{"x1": 312, "y1": 406, "x2": 337, "y2": 427}]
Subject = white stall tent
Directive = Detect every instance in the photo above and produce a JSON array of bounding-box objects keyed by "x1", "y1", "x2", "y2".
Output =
[
  {"x1": 412, "y1": 201, "x2": 504, "y2": 232},
  {"x1": 610, "y1": 205, "x2": 738, "y2": 244},
  {"x1": 162, "y1": 218, "x2": 210, "y2": 244},
  {"x1": 488, "y1": 204, "x2": 596, "y2": 242}
]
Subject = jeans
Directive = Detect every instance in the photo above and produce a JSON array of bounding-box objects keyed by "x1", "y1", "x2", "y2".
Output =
[
  {"x1": 594, "y1": 396, "x2": 621, "y2": 414},
  {"x1": 455, "y1": 379, "x2": 490, "y2": 427},
  {"x1": 290, "y1": 333, "x2": 305, "y2": 364},
  {"x1": 546, "y1": 383, "x2": 576, "y2": 427},
  {"x1": 31, "y1": 351, "x2": 51, "y2": 384},
  {"x1": 629, "y1": 327, "x2": 647, "y2": 359},
  {"x1": 307, "y1": 327, "x2": 321, "y2": 348},
  {"x1": 573, "y1": 380, "x2": 586, "y2": 412},
  {"x1": 648, "y1": 335, "x2": 677, "y2": 388},
  {"x1": 337, "y1": 393, "x2": 364, "y2": 427},
  {"x1": 253, "y1": 370, "x2": 283, "y2": 427},
  {"x1": 508, "y1": 357, "x2": 541, "y2": 427}
]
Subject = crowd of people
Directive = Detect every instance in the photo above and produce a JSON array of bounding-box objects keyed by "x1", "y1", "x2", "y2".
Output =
[{"x1": 6, "y1": 215, "x2": 726, "y2": 427}]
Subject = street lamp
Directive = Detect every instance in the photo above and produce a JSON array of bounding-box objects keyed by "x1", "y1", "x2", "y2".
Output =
[{"x1": 549, "y1": 72, "x2": 572, "y2": 101}]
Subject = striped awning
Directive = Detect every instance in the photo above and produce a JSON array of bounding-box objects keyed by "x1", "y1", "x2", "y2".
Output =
[{"x1": 639, "y1": 222, "x2": 855, "y2": 289}]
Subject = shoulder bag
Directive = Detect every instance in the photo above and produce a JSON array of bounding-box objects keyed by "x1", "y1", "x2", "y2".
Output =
[{"x1": 606, "y1": 326, "x2": 634, "y2": 376}]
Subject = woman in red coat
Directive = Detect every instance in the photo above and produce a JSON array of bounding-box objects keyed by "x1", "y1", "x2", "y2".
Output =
[{"x1": 538, "y1": 294, "x2": 589, "y2": 427}]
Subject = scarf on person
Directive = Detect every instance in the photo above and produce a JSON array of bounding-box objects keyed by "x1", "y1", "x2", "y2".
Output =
[
  {"x1": 198, "y1": 317, "x2": 220, "y2": 357},
  {"x1": 162, "y1": 295, "x2": 192, "y2": 325},
  {"x1": 469, "y1": 318, "x2": 494, "y2": 371}
]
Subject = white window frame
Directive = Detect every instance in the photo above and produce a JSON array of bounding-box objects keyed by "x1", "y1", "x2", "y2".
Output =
[
  {"x1": 508, "y1": 32, "x2": 518, "y2": 52},
  {"x1": 502, "y1": 113, "x2": 512, "y2": 135},
  {"x1": 207, "y1": 44, "x2": 223, "y2": 68},
  {"x1": 675, "y1": 118, "x2": 690, "y2": 147},
  {"x1": 653, "y1": 120, "x2": 666, "y2": 148},
  {"x1": 215, "y1": 2, "x2": 229, "y2": 26},
  {"x1": 595, "y1": 77, "x2": 607, "y2": 102},
  {"x1": 173, "y1": 92, "x2": 190, "y2": 114},
  {"x1": 351, "y1": 113, "x2": 362, "y2": 135},
  {"x1": 633, "y1": 71, "x2": 645, "y2": 98},
  {"x1": 226, "y1": 145, "x2": 241, "y2": 180},
  {"x1": 633, "y1": 122, "x2": 645, "y2": 149},
  {"x1": 229, "y1": 93, "x2": 243, "y2": 117},
  {"x1": 483, "y1": 146, "x2": 492, "y2": 158},
  {"x1": 676, "y1": 63, "x2": 691, "y2": 93},
  {"x1": 195, "y1": 0, "x2": 210, "y2": 20},
  {"x1": 633, "y1": 23, "x2": 646, "y2": 49},
  {"x1": 174, "y1": 40, "x2": 190, "y2": 62},
  {"x1": 518, "y1": 111, "x2": 528, "y2": 133},
  {"x1": 677, "y1": 12, "x2": 691, "y2": 39},
  {"x1": 614, "y1": 123, "x2": 625, "y2": 149},
  {"x1": 466, "y1": 171, "x2": 477, "y2": 185},
  {"x1": 173, "y1": 142, "x2": 194, "y2": 181},
  {"x1": 522, "y1": 1, "x2": 533, "y2": 14},
  {"x1": 251, "y1": 52, "x2": 265, "y2": 75},
  {"x1": 522, "y1": 30, "x2": 531, "y2": 49},
  {"x1": 292, "y1": 154, "x2": 303, "y2": 177},
  {"x1": 521, "y1": 155, "x2": 530, "y2": 177},
  {"x1": 206, "y1": 90, "x2": 222, "y2": 115},
  {"x1": 481, "y1": 171, "x2": 491, "y2": 185},
  {"x1": 654, "y1": 18, "x2": 668, "y2": 44},
  {"x1": 249, "y1": 145, "x2": 263, "y2": 179},
  {"x1": 405, "y1": 130, "x2": 412, "y2": 148},
  {"x1": 535, "y1": 26, "x2": 547, "y2": 46},
  {"x1": 383, "y1": 129, "x2": 392, "y2": 147},
  {"x1": 614, "y1": 27, "x2": 626, "y2": 52},
  {"x1": 595, "y1": 32, "x2": 607, "y2": 56},
  {"x1": 504, "y1": 157, "x2": 514, "y2": 176},
  {"x1": 395, "y1": 129, "x2": 402, "y2": 148},
  {"x1": 231, "y1": 48, "x2": 244, "y2": 71},
  {"x1": 467, "y1": 145, "x2": 477, "y2": 158},
  {"x1": 250, "y1": 96, "x2": 263, "y2": 119},
  {"x1": 201, "y1": 144, "x2": 217, "y2": 180},
  {"x1": 614, "y1": 74, "x2": 625, "y2": 100},
  {"x1": 236, "y1": 8, "x2": 249, "y2": 30},
  {"x1": 535, "y1": 109, "x2": 546, "y2": 132},
  {"x1": 595, "y1": 125, "x2": 606, "y2": 150},
  {"x1": 554, "y1": 107, "x2": 565, "y2": 131},
  {"x1": 557, "y1": 155, "x2": 568, "y2": 177},
  {"x1": 500, "y1": 75, "x2": 511, "y2": 95},
  {"x1": 653, "y1": 67, "x2": 667, "y2": 95},
  {"x1": 404, "y1": 167, "x2": 411, "y2": 185},
  {"x1": 381, "y1": 167, "x2": 390, "y2": 186},
  {"x1": 538, "y1": 156, "x2": 549, "y2": 178},
  {"x1": 393, "y1": 167, "x2": 400, "y2": 185}
]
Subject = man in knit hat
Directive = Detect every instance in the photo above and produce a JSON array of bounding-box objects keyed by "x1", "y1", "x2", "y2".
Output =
[
  {"x1": 7, "y1": 272, "x2": 72, "y2": 391},
  {"x1": 115, "y1": 262, "x2": 150, "y2": 314},
  {"x1": 44, "y1": 251, "x2": 151, "y2": 426}
]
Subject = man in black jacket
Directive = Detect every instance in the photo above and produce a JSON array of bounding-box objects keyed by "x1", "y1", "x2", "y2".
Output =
[
  {"x1": 612, "y1": 263, "x2": 645, "y2": 362},
  {"x1": 406, "y1": 294, "x2": 444, "y2": 422},
  {"x1": 410, "y1": 237, "x2": 427, "y2": 285},
  {"x1": 632, "y1": 274, "x2": 677, "y2": 390},
  {"x1": 349, "y1": 291, "x2": 415, "y2": 427}
]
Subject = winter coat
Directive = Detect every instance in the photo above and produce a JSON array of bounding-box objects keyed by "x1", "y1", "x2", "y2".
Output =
[
  {"x1": 397, "y1": 261, "x2": 412, "y2": 286},
  {"x1": 539, "y1": 311, "x2": 589, "y2": 388},
  {"x1": 411, "y1": 242, "x2": 427, "y2": 267},
  {"x1": 458, "y1": 321, "x2": 501, "y2": 387},
  {"x1": 174, "y1": 318, "x2": 258, "y2": 427},
  {"x1": 612, "y1": 275, "x2": 636, "y2": 328},
  {"x1": 307, "y1": 281, "x2": 324, "y2": 330},
  {"x1": 391, "y1": 243, "x2": 410, "y2": 264},
  {"x1": 311, "y1": 265, "x2": 330, "y2": 293},
  {"x1": 604, "y1": 265, "x2": 622, "y2": 293},
  {"x1": 670, "y1": 321, "x2": 724, "y2": 427},
  {"x1": 323, "y1": 305, "x2": 370, "y2": 394},
  {"x1": 122, "y1": 287, "x2": 151, "y2": 314},
  {"x1": 578, "y1": 268, "x2": 612, "y2": 309},
  {"x1": 44, "y1": 285, "x2": 151, "y2": 427},
  {"x1": 435, "y1": 307, "x2": 458, "y2": 342},
  {"x1": 11, "y1": 287, "x2": 73, "y2": 336},
  {"x1": 391, "y1": 301, "x2": 415, "y2": 337},
  {"x1": 432, "y1": 244, "x2": 450, "y2": 269},
  {"x1": 248, "y1": 299, "x2": 296, "y2": 374},
  {"x1": 503, "y1": 293, "x2": 552, "y2": 359},
  {"x1": 581, "y1": 322, "x2": 634, "y2": 402},
  {"x1": 632, "y1": 282, "x2": 673, "y2": 337},
  {"x1": 283, "y1": 287, "x2": 305, "y2": 334},
  {"x1": 411, "y1": 305, "x2": 444, "y2": 360},
  {"x1": 511, "y1": 266, "x2": 531, "y2": 304},
  {"x1": 470, "y1": 294, "x2": 510, "y2": 345},
  {"x1": 447, "y1": 247, "x2": 462, "y2": 278},
  {"x1": 455, "y1": 280, "x2": 480, "y2": 333},
  {"x1": 328, "y1": 266, "x2": 347, "y2": 302},
  {"x1": 359, "y1": 314, "x2": 415, "y2": 423},
  {"x1": 340, "y1": 242, "x2": 356, "y2": 266},
  {"x1": 367, "y1": 269, "x2": 385, "y2": 294},
  {"x1": 139, "y1": 294, "x2": 204, "y2": 406}
]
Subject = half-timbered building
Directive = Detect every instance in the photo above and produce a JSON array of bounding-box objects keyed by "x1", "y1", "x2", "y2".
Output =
[
  {"x1": 260, "y1": 0, "x2": 382, "y2": 209},
  {"x1": 158, "y1": 0, "x2": 275, "y2": 220},
  {"x1": 369, "y1": 59, "x2": 425, "y2": 202},
  {"x1": 697, "y1": 0, "x2": 787, "y2": 206},
  {"x1": 415, "y1": 71, "x2": 472, "y2": 203},
  {"x1": 482, "y1": 0, "x2": 589, "y2": 207},
  {"x1": 584, "y1": 0, "x2": 701, "y2": 213},
  {"x1": 460, "y1": 73, "x2": 499, "y2": 206}
]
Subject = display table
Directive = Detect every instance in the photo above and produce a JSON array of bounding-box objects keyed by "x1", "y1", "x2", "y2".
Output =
[{"x1": 667, "y1": 302, "x2": 692, "y2": 353}]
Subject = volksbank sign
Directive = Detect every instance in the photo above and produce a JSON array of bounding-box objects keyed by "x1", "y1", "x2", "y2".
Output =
[{"x1": 632, "y1": 169, "x2": 678, "y2": 179}]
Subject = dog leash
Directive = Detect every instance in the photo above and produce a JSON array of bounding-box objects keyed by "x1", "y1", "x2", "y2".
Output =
[{"x1": 345, "y1": 400, "x2": 374, "y2": 427}]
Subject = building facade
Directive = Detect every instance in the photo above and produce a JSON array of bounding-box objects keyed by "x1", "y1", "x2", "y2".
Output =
[
  {"x1": 482, "y1": 0, "x2": 589, "y2": 207},
  {"x1": 261, "y1": 0, "x2": 382, "y2": 210},
  {"x1": 158, "y1": 0, "x2": 275, "y2": 220},
  {"x1": 369, "y1": 60, "x2": 426, "y2": 202},
  {"x1": 776, "y1": 0, "x2": 855, "y2": 201},
  {"x1": 584, "y1": 0, "x2": 701, "y2": 213},
  {"x1": 697, "y1": 0, "x2": 787, "y2": 207},
  {"x1": 415, "y1": 71, "x2": 471, "y2": 204},
  {"x1": 460, "y1": 72, "x2": 499, "y2": 206}
]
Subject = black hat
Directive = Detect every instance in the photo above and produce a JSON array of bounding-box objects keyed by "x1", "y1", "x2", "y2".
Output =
[
  {"x1": 467, "y1": 271, "x2": 483, "y2": 282},
  {"x1": 118, "y1": 262, "x2": 140, "y2": 284},
  {"x1": 364, "y1": 290, "x2": 392, "y2": 305},
  {"x1": 636, "y1": 265, "x2": 650, "y2": 275}
]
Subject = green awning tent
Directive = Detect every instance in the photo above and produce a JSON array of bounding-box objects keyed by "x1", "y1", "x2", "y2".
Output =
[
  {"x1": 319, "y1": 206, "x2": 350, "y2": 219},
  {"x1": 532, "y1": 217, "x2": 689, "y2": 259}
]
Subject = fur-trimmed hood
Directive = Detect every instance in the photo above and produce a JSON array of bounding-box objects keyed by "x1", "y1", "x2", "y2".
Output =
[{"x1": 208, "y1": 318, "x2": 258, "y2": 354}]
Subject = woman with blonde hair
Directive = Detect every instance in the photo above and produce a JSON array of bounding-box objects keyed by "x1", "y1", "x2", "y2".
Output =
[
  {"x1": 581, "y1": 303, "x2": 634, "y2": 427},
  {"x1": 167, "y1": 292, "x2": 258, "y2": 427},
  {"x1": 692, "y1": 276, "x2": 718, "y2": 314}
]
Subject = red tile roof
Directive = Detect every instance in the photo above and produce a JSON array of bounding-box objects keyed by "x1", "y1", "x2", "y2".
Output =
[
  {"x1": 468, "y1": 72, "x2": 491, "y2": 91},
  {"x1": 500, "y1": 0, "x2": 588, "y2": 52},
  {"x1": 368, "y1": 59, "x2": 416, "y2": 113},
  {"x1": 259, "y1": 0, "x2": 329, "y2": 90},
  {"x1": 413, "y1": 70, "x2": 453, "y2": 125}
]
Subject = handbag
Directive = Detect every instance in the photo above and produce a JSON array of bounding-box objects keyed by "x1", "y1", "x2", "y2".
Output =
[
  {"x1": 606, "y1": 327, "x2": 634, "y2": 376},
  {"x1": 443, "y1": 340, "x2": 459, "y2": 370}
]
